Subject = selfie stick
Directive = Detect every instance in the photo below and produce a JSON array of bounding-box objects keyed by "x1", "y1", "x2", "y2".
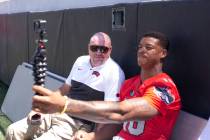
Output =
[{"x1": 31, "y1": 19, "x2": 47, "y2": 125}]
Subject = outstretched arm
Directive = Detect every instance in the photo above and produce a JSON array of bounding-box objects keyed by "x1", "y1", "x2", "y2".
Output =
[{"x1": 32, "y1": 85, "x2": 158, "y2": 123}]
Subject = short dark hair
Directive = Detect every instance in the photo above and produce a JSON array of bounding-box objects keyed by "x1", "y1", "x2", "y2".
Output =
[{"x1": 142, "y1": 31, "x2": 169, "y2": 51}]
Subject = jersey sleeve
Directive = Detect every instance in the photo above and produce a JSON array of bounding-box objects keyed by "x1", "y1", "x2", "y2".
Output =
[
  {"x1": 104, "y1": 69, "x2": 125, "y2": 101},
  {"x1": 143, "y1": 86, "x2": 176, "y2": 116}
]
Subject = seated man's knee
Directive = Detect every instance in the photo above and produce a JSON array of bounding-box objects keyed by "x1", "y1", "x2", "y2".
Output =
[
  {"x1": 6, "y1": 122, "x2": 25, "y2": 139},
  {"x1": 6, "y1": 124, "x2": 16, "y2": 139}
]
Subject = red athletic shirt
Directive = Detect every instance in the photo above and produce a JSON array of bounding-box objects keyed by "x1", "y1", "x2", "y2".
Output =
[{"x1": 117, "y1": 73, "x2": 181, "y2": 140}]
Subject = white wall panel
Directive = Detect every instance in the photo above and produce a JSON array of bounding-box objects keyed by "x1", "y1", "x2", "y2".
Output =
[{"x1": 1, "y1": 63, "x2": 65, "y2": 122}]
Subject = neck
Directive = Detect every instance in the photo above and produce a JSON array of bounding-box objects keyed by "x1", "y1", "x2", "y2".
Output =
[
  {"x1": 140, "y1": 63, "x2": 163, "y2": 81},
  {"x1": 90, "y1": 60, "x2": 99, "y2": 68},
  {"x1": 90, "y1": 58, "x2": 108, "y2": 68}
]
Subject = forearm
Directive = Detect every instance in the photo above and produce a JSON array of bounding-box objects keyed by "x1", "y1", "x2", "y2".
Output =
[
  {"x1": 65, "y1": 99, "x2": 124, "y2": 123},
  {"x1": 65, "y1": 97, "x2": 158, "y2": 123}
]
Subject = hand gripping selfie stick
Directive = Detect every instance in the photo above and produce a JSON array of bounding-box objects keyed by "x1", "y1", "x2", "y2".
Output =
[{"x1": 31, "y1": 19, "x2": 48, "y2": 125}]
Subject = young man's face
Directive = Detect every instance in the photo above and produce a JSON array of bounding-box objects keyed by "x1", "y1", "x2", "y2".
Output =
[{"x1": 137, "y1": 37, "x2": 167, "y2": 69}]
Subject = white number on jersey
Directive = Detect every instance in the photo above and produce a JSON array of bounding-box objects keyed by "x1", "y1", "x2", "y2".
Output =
[{"x1": 123, "y1": 120, "x2": 145, "y2": 136}]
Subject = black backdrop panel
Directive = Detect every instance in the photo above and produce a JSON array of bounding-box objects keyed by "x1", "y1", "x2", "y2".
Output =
[
  {"x1": 7, "y1": 13, "x2": 28, "y2": 84},
  {"x1": 138, "y1": 1, "x2": 210, "y2": 119},
  {"x1": 0, "y1": 14, "x2": 8, "y2": 84},
  {"x1": 108, "y1": 3, "x2": 139, "y2": 79},
  {"x1": 28, "y1": 11, "x2": 64, "y2": 76},
  {"x1": 63, "y1": 7, "x2": 108, "y2": 77}
]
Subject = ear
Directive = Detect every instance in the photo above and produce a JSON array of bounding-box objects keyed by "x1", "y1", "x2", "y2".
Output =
[{"x1": 160, "y1": 48, "x2": 167, "y2": 59}]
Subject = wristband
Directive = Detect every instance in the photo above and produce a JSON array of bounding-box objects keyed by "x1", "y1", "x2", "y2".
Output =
[{"x1": 61, "y1": 96, "x2": 69, "y2": 114}]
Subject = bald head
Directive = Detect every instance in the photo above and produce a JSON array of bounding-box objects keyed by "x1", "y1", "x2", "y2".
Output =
[
  {"x1": 89, "y1": 32, "x2": 112, "y2": 48},
  {"x1": 88, "y1": 32, "x2": 112, "y2": 67}
]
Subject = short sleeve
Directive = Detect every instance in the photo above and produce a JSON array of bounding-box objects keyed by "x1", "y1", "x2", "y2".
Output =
[
  {"x1": 65, "y1": 58, "x2": 79, "y2": 86},
  {"x1": 104, "y1": 69, "x2": 125, "y2": 101},
  {"x1": 143, "y1": 86, "x2": 175, "y2": 116}
]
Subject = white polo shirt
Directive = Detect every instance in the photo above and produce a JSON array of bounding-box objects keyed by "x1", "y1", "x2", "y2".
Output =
[{"x1": 65, "y1": 55, "x2": 125, "y2": 101}]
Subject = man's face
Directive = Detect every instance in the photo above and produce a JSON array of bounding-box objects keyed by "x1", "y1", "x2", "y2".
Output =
[
  {"x1": 88, "y1": 43, "x2": 112, "y2": 67},
  {"x1": 88, "y1": 32, "x2": 112, "y2": 67},
  {"x1": 137, "y1": 37, "x2": 166, "y2": 69}
]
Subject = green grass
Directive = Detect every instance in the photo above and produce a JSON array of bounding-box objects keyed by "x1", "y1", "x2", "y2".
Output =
[
  {"x1": 0, "y1": 115, "x2": 11, "y2": 140},
  {"x1": 0, "y1": 82, "x2": 8, "y2": 106},
  {"x1": 0, "y1": 81, "x2": 12, "y2": 140}
]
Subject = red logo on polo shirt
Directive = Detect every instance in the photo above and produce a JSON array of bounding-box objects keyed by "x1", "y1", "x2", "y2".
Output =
[{"x1": 92, "y1": 71, "x2": 100, "y2": 77}]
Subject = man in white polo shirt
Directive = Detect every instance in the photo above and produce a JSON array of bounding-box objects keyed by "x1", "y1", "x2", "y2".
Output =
[{"x1": 6, "y1": 32, "x2": 125, "y2": 140}]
